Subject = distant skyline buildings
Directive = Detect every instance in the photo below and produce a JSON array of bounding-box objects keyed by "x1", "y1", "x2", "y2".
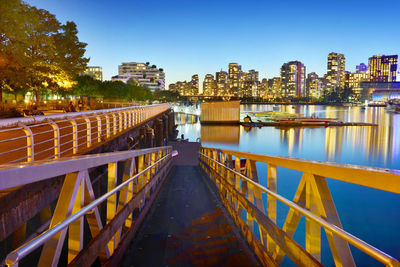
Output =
[
  {"x1": 169, "y1": 51, "x2": 400, "y2": 101},
  {"x1": 83, "y1": 53, "x2": 400, "y2": 101}
]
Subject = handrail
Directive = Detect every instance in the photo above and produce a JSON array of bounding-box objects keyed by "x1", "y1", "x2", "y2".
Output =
[
  {"x1": 0, "y1": 104, "x2": 170, "y2": 165},
  {"x1": 5, "y1": 151, "x2": 172, "y2": 266},
  {"x1": 0, "y1": 146, "x2": 171, "y2": 190},
  {"x1": 202, "y1": 147, "x2": 400, "y2": 194},
  {"x1": 199, "y1": 151, "x2": 400, "y2": 266},
  {"x1": 0, "y1": 104, "x2": 167, "y2": 128}
]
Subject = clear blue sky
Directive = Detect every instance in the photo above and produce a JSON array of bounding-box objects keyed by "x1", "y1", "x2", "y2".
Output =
[{"x1": 28, "y1": 0, "x2": 400, "y2": 91}]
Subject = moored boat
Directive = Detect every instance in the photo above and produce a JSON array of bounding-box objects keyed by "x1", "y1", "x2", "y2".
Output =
[
  {"x1": 385, "y1": 99, "x2": 400, "y2": 113},
  {"x1": 276, "y1": 117, "x2": 340, "y2": 125}
]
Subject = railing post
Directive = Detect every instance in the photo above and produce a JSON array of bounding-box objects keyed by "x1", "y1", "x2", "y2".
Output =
[
  {"x1": 47, "y1": 119, "x2": 60, "y2": 159},
  {"x1": 105, "y1": 114, "x2": 110, "y2": 138},
  {"x1": 18, "y1": 123, "x2": 34, "y2": 162},
  {"x1": 111, "y1": 113, "x2": 117, "y2": 135},
  {"x1": 83, "y1": 115, "x2": 91, "y2": 148},
  {"x1": 107, "y1": 162, "x2": 117, "y2": 253},
  {"x1": 95, "y1": 115, "x2": 102, "y2": 142},
  {"x1": 267, "y1": 164, "x2": 277, "y2": 253},
  {"x1": 69, "y1": 118, "x2": 78, "y2": 154},
  {"x1": 128, "y1": 110, "x2": 132, "y2": 128},
  {"x1": 305, "y1": 173, "x2": 321, "y2": 261},
  {"x1": 123, "y1": 111, "x2": 128, "y2": 130},
  {"x1": 118, "y1": 112, "x2": 123, "y2": 132}
]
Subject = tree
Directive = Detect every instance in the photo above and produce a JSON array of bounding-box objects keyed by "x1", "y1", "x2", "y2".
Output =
[
  {"x1": 0, "y1": 0, "x2": 88, "y2": 104},
  {"x1": 73, "y1": 75, "x2": 101, "y2": 97},
  {"x1": 53, "y1": 21, "x2": 89, "y2": 84},
  {"x1": 340, "y1": 86, "x2": 354, "y2": 102},
  {"x1": 153, "y1": 89, "x2": 180, "y2": 102}
]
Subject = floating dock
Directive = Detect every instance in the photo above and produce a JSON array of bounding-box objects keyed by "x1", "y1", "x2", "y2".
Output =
[{"x1": 241, "y1": 121, "x2": 378, "y2": 127}]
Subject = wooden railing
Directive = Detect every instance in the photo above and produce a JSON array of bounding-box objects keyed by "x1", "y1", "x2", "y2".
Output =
[{"x1": 199, "y1": 147, "x2": 400, "y2": 266}]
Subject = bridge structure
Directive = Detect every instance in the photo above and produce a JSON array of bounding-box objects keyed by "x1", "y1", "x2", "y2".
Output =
[{"x1": 0, "y1": 104, "x2": 399, "y2": 266}]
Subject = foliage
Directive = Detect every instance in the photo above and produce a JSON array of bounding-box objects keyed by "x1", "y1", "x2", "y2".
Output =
[
  {"x1": 72, "y1": 75, "x2": 102, "y2": 97},
  {"x1": 70, "y1": 75, "x2": 153, "y2": 101},
  {"x1": 322, "y1": 87, "x2": 355, "y2": 103},
  {"x1": 153, "y1": 89, "x2": 180, "y2": 102},
  {"x1": 0, "y1": 0, "x2": 88, "y2": 103}
]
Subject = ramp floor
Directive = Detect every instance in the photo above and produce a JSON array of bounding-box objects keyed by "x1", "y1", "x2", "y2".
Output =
[{"x1": 121, "y1": 165, "x2": 259, "y2": 266}]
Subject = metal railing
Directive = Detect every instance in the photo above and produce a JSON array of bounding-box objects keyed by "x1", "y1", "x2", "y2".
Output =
[
  {"x1": 199, "y1": 147, "x2": 400, "y2": 267},
  {"x1": 2, "y1": 146, "x2": 173, "y2": 266},
  {"x1": 0, "y1": 104, "x2": 169, "y2": 165}
]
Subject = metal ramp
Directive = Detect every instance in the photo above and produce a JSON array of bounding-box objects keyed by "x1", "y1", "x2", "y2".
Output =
[{"x1": 121, "y1": 165, "x2": 259, "y2": 266}]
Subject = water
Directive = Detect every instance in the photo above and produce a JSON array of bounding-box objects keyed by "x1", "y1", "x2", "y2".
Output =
[{"x1": 176, "y1": 104, "x2": 400, "y2": 266}]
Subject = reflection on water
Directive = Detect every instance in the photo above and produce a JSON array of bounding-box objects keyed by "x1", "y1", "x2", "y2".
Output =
[
  {"x1": 178, "y1": 105, "x2": 400, "y2": 169},
  {"x1": 201, "y1": 125, "x2": 240, "y2": 144},
  {"x1": 175, "y1": 113, "x2": 198, "y2": 125}
]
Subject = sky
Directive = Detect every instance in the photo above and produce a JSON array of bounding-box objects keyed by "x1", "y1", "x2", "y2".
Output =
[{"x1": 28, "y1": 0, "x2": 400, "y2": 92}]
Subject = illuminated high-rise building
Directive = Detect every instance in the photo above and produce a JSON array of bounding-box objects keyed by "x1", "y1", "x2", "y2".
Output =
[
  {"x1": 267, "y1": 77, "x2": 281, "y2": 98},
  {"x1": 356, "y1": 63, "x2": 368, "y2": 73},
  {"x1": 82, "y1": 66, "x2": 103, "y2": 81},
  {"x1": 306, "y1": 72, "x2": 325, "y2": 99},
  {"x1": 326, "y1": 52, "x2": 346, "y2": 91},
  {"x1": 190, "y1": 74, "x2": 199, "y2": 95},
  {"x1": 216, "y1": 71, "x2": 229, "y2": 96},
  {"x1": 368, "y1": 55, "x2": 398, "y2": 82},
  {"x1": 345, "y1": 71, "x2": 370, "y2": 100},
  {"x1": 228, "y1": 63, "x2": 242, "y2": 96},
  {"x1": 241, "y1": 70, "x2": 259, "y2": 97},
  {"x1": 203, "y1": 74, "x2": 216, "y2": 96},
  {"x1": 280, "y1": 61, "x2": 306, "y2": 98}
]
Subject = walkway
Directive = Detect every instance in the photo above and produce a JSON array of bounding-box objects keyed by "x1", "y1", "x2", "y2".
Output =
[{"x1": 121, "y1": 152, "x2": 259, "y2": 266}]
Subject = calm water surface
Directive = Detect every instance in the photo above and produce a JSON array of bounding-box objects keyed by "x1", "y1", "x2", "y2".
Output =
[{"x1": 177, "y1": 104, "x2": 400, "y2": 266}]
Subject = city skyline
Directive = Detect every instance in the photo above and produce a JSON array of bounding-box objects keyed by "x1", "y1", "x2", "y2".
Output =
[{"x1": 27, "y1": 0, "x2": 400, "y2": 90}]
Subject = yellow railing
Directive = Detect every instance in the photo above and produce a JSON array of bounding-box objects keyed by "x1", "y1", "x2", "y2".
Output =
[
  {"x1": 3, "y1": 146, "x2": 172, "y2": 266},
  {"x1": 0, "y1": 103, "x2": 170, "y2": 165},
  {"x1": 199, "y1": 147, "x2": 400, "y2": 267}
]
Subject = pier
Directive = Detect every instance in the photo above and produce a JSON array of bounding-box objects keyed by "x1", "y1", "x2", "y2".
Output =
[{"x1": 0, "y1": 104, "x2": 399, "y2": 266}]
